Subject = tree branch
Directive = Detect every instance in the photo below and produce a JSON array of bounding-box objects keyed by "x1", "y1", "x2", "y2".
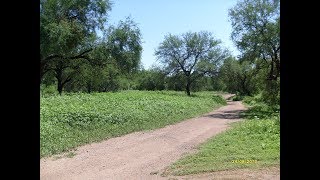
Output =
[
  {"x1": 42, "y1": 48, "x2": 93, "y2": 62},
  {"x1": 67, "y1": 49, "x2": 93, "y2": 60}
]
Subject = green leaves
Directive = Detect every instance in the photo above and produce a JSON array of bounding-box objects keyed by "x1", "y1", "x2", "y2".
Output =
[
  {"x1": 219, "y1": 57, "x2": 258, "y2": 96},
  {"x1": 155, "y1": 31, "x2": 230, "y2": 95},
  {"x1": 228, "y1": 0, "x2": 280, "y2": 92},
  {"x1": 41, "y1": 0, "x2": 111, "y2": 55},
  {"x1": 156, "y1": 31, "x2": 225, "y2": 70},
  {"x1": 106, "y1": 17, "x2": 143, "y2": 74},
  {"x1": 40, "y1": 0, "x2": 113, "y2": 85}
]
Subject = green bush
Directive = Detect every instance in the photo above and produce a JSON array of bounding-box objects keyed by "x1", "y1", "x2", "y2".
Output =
[
  {"x1": 232, "y1": 94, "x2": 243, "y2": 101},
  {"x1": 40, "y1": 84, "x2": 58, "y2": 97}
]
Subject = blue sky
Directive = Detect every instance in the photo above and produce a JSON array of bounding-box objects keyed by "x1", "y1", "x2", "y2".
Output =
[{"x1": 108, "y1": 0, "x2": 240, "y2": 69}]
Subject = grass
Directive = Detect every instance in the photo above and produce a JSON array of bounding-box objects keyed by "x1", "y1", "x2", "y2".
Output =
[
  {"x1": 40, "y1": 90, "x2": 226, "y2": 158},
  {"x1": 164, "y1": 96, "x2": 280, "y2": 176},
  {"x1": 66, "y1": 152, "x2": 77, "y2": 158}
]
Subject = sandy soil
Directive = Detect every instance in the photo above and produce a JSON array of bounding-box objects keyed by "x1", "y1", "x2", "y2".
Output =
[{"x1": 40, "y1": 94, "x2": 279, "y2": 180}]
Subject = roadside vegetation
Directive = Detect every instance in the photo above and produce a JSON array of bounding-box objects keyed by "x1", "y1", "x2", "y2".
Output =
[
  {"x1": 41, "y1": 91, "x2": 226, "y2": 158},
  {"x1": 164, "y1": 94, "x2": 280, "y2": 176}
]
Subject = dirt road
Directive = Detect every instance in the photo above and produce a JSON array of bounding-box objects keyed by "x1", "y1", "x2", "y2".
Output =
[{"x1": 41, "y1": 94, "x2": 248, "y2": 180}]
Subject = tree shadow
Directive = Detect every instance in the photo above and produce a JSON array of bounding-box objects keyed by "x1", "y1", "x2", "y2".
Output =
[{"x1": 204, "y1": 110, "x2": 246, "y2": 120}]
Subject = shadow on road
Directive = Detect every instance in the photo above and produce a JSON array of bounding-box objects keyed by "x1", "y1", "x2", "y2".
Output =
[{"x1": 204, "y1": 110, "x2": 246, "y2": 120}]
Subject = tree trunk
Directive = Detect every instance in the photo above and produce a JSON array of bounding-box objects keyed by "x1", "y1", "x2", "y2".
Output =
[
  {"x1": 40, "y1": 68, "x2": 44, "y2": 84},
  {"x1": 55, "y1": 67, "x2": 63, "y2": 96},
  {"x1": 57, "y1": 79, "x2": 63, "y2": 95},
  {"x1": 268, "y1": 61, "x2": 278, "y2": 81},
  {"x1": 87, "y1": 82, "x2": 92, "y2": 93},
  {"x1": 186, "y1": 77, "x2": 191, "y2": 96},
  {"x1": 40, "y1": 61, "x2": 47, "y2": 84},
  {"x1": 274, "y1": 48, "x2": 280, "y2": 79},
  {"x1": 270, "y1": 61, "x2": 274, "y2": 79},
  {"x1": 275, "y1": 59, "x2": 280, "y2": 79}
]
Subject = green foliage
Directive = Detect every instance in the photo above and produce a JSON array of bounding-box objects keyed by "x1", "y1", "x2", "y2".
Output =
[
  {"x1": 40, "y1": 0, "x2": 113, "y2": 93},
  {"x1": 41, "y1": 84, "x2": 59, "y2": 97},
  {"x1": 41, "y1": 91, "x2": 226, "y2": 158},
  {"x1": 165, "y1": 102, "x2": 279, "y2": 176},
  {"x1": 191, "y1": 76, "x2": 215, "y2": 92},
  {"x1": 40, "y1": 0, "x2": 111, "y2": 56},
  {"x1": 229, "y1": 0, "x2": 280, "y2": 104},
  {"x1": 242, "y1": 94, "x2": 280, "y2": 119},
  {"x1": 232, "y1": 94, "x2": 243, "y2": 101},
  {"x1": 261, "y1": 78, "x2": 280, "y2": 106},
  {"x1": 210, "y1": 75, "x2": 226, "y2": 91},
  {"x1": 242, "y1": 93, "x2": 262, "y2": 105},
  {"x1": 106, "y1": 17, "x2": 143, "y2": 74},
  {"x1": 165, "y1": 72, "x2": 186, "y2": 91},
  {"x1": 211, "y1": 94, "x2": 227, "y2": 105},
  {"x1": 155, "y1": 31, "x2": 230, "y2": 96},
  {"x1": 229, "y1": 0, "x2": 280, "y2": 64},
  {"x1": 137, "y1": 68, "x2": 166, "y2": 91},
  {"x1": 219, "y1": 57, "x2": 258, "y2": 96},
  {"x1": 40, "y1": 1, "x2": 143, "y2": 95}
]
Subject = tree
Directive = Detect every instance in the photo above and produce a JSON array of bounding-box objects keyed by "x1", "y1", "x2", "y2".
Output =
[
  {"x1": 105, "y1": 17, "x2": 143, "y2": 75},
  {"x1": 40, "y1": 1, "x2": 143, "y2": 95},
  {"x1": 64, "y1": 62, "x2": 104, "y2": 93},
  {"x1": 53, "y1": 59, "x2": 77, "y2": 95},
  {"x1": 40, "y1": 0, "x2": 112, "y2": 83},
  {"x1": 229, "y1": 0, "x2": 280, "y2": 104},
  {"x1": 219, "y1": 57, "x2": 258, "y2": 96},
  {"x1": 229, "y1": 0, "x2": 280, "y2": 81},
  {"x1": 56, "y1": 17, "x2": 143, "y2": 94},
  {"x1": 89, "y1": 17, "x2": 143, "y2": 92},
  {"x1": 155, "y1": 31, "x2": 229, "y2": 96}
]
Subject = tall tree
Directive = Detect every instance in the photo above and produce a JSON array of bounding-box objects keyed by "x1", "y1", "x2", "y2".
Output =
[
  {"x1": 229, "y1": 0, "x2": 280, "y2": 81},
  {"x1": 155, "y1": 31, "x2": 229, "y2": 96},
  {"x1": 105, "y1": 17, "x2": 143, "y2": 75},
  {"x1": 56, "y1": 17, "x2": 143, "y2": 94},
  {"x1": 40, "y1": 0, "x2": 112, "y2": 83}
]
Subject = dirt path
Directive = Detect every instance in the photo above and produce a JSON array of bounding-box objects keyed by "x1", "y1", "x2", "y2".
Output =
[{"x1": 41, "y1": 94, "x2": 249, "y2": 180}]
